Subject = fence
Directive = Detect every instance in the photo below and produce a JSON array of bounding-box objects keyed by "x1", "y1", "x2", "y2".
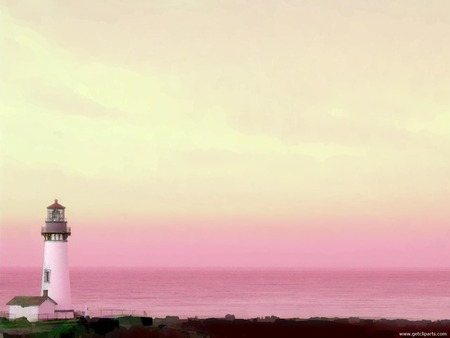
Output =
[
  {"x1": 0, "y1": 308, "x2": 150, "y2": 322},
  {"x1": 83, "y1": 308, "x2": 150, "y2": 318},
  {"x1": 1, "y1": 311, "x2": 75, "y2": 322}
]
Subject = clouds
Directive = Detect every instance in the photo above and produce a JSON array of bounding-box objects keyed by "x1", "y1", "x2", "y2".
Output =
[
  {"x1": 402, "y1": 113, "x2": 450, "y2": 137},
  {"x1": 1, "y1": 1, "x2": 450, "y2": 267}
]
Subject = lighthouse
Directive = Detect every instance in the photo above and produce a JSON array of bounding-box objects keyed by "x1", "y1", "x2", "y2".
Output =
[{"x1": 41, "y1": 199, "x2": 73, "y2": 314}]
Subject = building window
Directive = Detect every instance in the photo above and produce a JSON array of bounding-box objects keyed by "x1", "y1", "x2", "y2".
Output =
[{"x1": 44, "y1": 270, "x2": 50, "y2": 283}]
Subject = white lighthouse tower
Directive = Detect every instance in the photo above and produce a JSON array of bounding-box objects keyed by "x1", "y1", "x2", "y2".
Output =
[{"x1": 41, "y1": 199, "x2": 73, "y2": 316}]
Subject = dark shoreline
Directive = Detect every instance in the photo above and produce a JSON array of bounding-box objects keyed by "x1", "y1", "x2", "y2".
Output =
[{"x1": 1, "y1": 316, "x2": 450, "y2": 338}]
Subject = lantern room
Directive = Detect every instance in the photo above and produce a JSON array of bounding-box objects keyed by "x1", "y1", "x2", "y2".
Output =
[
  {"x1": 46, "y1": 199, "x2": 66, "y2": 222},
  {"x1": 42, "y1": 199, "x2": 70, "y2": 237}
]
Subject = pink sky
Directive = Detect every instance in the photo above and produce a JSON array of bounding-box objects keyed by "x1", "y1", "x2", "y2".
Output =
[{"x1": 1, "y1": 1, "x2": 450, "y2": 268}]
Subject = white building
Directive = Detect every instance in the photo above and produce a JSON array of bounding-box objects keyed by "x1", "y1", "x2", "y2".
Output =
[
  {"x1": 6, "y1": 199, "x2": 74, "y2": 321},
  {"x1": 7, "y1": 291, "x2": 56, "y2": 322}
]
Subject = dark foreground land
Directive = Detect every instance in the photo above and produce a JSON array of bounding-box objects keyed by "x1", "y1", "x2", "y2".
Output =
[{"x1": 1, "y1": 316, "x2": 449, "y2": 338}]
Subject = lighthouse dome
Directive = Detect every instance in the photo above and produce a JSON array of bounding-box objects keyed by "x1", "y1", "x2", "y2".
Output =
[{"x1": 47, "y1": 199, "x2": 65, "y2": 209}]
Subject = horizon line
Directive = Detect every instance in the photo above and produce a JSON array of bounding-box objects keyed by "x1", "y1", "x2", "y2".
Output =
[{"x1": 2, "y1": 265, "x2": 450, "y2": 270}]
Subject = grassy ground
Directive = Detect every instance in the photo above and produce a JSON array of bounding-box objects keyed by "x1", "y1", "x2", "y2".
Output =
[
  {"x1": 0, "y1": 317, "x2": 80, "y2": 337},
  {"x1": 1, "y1": 316, "x2": 450, "y2": 338}
]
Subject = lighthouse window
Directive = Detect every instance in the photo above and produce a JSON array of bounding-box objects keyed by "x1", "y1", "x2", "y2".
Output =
[
  {"x1": 52, "y1": 209, "x2": 59, "y2": 221},
  {"x1": 44, "y1": 270, "x2": 50, "y2": 283}
]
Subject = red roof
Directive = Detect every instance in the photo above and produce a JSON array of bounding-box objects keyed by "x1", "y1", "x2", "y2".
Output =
[
  {"x1": 47, "y1": 199, "x2": 65, "y2": 209},
  {"x1": 7, "y1": 296, "x2": 57, "y2": 307}
]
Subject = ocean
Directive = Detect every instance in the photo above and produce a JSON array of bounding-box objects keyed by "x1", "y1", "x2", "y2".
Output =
[{"x1": 1, "y1": 267, "x2": 449, "y2": 320}]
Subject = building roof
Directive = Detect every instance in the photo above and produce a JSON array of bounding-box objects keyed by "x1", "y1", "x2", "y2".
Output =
[
  {"x1": 7, "y1": 296, "x2": 57, "y2": 307},
  {"x1": 47, "y1": 199, "x2": 65, "y2": 209}
]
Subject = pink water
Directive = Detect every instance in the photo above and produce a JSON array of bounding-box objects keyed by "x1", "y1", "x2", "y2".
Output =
[{"x1": 1, "y1": 268, "x2": 449, "y2": 320}]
